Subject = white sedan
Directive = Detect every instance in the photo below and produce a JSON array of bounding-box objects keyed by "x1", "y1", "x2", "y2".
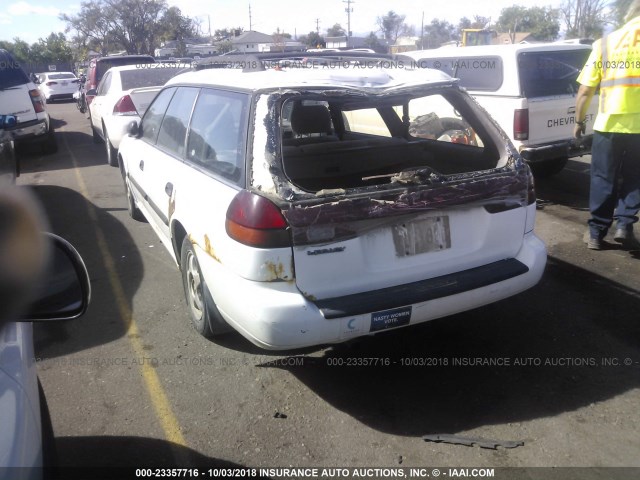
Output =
[
  {"x1": 88, "y1": 64, "x2": 191, "y2": 166},
  {"x1": 36, "y1": 71, "x2": 79, "y2": 103}
]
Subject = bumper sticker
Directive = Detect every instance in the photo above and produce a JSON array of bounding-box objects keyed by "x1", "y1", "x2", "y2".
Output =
[{"x1": 370, "y1": 306, "x2": 412, "y2": 332}]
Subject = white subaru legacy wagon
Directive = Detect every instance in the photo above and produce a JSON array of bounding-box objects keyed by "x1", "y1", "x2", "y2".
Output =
[{"x1": 117, "y1": 57, "x2": 546, "y2": 350}]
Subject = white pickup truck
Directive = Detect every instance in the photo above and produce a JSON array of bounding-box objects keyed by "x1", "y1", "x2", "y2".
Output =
[{"x1": 403, "y1": 43, "x2": 597, "y2": 176}]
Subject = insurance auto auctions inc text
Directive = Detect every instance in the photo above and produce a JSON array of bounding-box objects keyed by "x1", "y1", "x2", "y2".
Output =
[{"x1": 258, "y1": 468, "x2": 494, "y2": 478}]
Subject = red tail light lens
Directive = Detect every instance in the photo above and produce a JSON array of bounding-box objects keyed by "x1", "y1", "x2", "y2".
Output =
[
  {"x1": 514, "y1": 109, "x2": 529, "y2": 141},
  {"x1": 226, "y1": 190, "x2": 291, "y2": 248},
  {"x1": 45, "y1": 81, "x2": 57, "y2": 86},
  {"x1": 29, "y1": 89, "x2": 45, "y2": 113},
  {"x1": 113, "y1": 95, "x2": 137, "y2": 115}
]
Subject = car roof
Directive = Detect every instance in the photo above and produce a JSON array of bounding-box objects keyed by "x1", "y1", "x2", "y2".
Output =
[
  {"x1": 41, "y1": 71, "x2": 76, "y2": 76},
  {"x1": 403, "y1": 42, "x2": 592, "y2": 59},
  {"x1": 165, "y1": 66, "x2": 455, "y2": 92}
]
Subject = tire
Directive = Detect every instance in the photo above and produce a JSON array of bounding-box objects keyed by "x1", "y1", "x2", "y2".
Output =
[
  {"x1": 124, "y1": 176, "x2": 145, "y2": 221},
  {"x1": 528, "y1": 157, "x2": 568, "y2": 178},
  {"x1": 180, "y1": 236, "x2": 231, "y2": 338},
  {"x1": 41, "y1": 125, "x2": 58, "y2": 155},
  {"x1": 104, "y1": 126, "x2": 118, "y2": 166},
  {"x1": 90, "y1": 115, "x2": 103, "y2": 144}
]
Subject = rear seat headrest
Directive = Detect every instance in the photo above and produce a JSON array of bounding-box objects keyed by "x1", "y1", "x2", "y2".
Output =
[{"x1": 290, "y1": 104, "x2": 333, "y2": 135}]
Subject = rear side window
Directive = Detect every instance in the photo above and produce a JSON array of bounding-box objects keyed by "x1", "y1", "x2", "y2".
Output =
[
  {"x1": 96, "y1": 56, "x2": 154, "y2": 84},
  {"x1": 141, "y1": 87, "x2": 176, "y2": 144},
  {"x1": 518, "y1": 49, "x2": 591, "y2": 98},
  {"x1": 156, "y1": 87, "x2": 199, "y2": 158},
  {"x1": 416, "y1": 56, "x2": 503, "y2": 91},
  {"x1": 120, "y1": 67, "x2": 186, "y2": 91},
  {"x1": 186, "y1": 89, "x2": 248, "y2": 183},
  {"x1": 0, "y1": 50, "x2": 29, "y2": 89}
]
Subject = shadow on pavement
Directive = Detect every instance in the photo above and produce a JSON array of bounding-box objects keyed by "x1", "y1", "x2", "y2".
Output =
[
  {"x1": 258, "y1": 256, "x2": 640, "y2": 436},
  {"x1": 30, "y1": 185, "x2": 143, "y2": 358},
  {"x1": 55, "y1": 435, "x2": 269, "y2": 476}
]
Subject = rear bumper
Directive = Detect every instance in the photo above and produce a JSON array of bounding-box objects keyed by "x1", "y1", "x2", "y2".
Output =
[
  {"x1": 9, "y1": 118, "x2": 50, "y2": 143},
  {"x1": 203, "y1": 233, "x2": 547, "y2": 350},
  {"x1": 520, "y1": 136, "x2": 592, "y2": 163}
]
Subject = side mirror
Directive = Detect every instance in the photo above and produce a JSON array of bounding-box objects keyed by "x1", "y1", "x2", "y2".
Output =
[
  {"x1": 22, "y1": 233, "x2": 91, "y2": 321},
  {"x1": 127, "y1": 120, "x2": 140, "y2": 137},
  {"x1": 86, "y1": 88, "x2": 97, "y2": 97}
]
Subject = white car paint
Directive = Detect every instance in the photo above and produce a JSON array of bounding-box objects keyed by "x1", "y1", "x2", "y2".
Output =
[
  {"x1": 403, "y1": 43, "x2": 598, "y2": 173},
  {"x1": 36, "y1": 72, "x2": 79, "y2": 102},
  {"x1": 89, "y1": 64, "x2": 190, "y2": 152},
  {"x1": 119, "y1": 64, "x2": 547, "y2": 350}
]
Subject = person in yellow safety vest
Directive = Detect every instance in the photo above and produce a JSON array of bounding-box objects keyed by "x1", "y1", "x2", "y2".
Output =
[{"x1": 574, "y1": 0, "x2": 640, "y2": 250}]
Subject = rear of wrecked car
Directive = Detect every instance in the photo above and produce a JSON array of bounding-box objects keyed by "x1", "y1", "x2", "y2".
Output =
[{"x1": 218, "y1": 68, "x2": 546, "y2": 349}]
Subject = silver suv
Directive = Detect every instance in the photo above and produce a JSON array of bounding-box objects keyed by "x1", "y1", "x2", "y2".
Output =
[{"x1": 0, "y1": 49, "x2": 57, "y2": 155}]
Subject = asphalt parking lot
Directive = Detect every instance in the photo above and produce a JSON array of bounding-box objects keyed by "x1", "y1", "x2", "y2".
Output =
[{"x1": 17, "y1": 101, "x2": 640, "y2": 475}]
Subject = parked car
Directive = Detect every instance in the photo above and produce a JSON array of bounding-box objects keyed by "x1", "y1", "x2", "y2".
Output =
[
  {"x1": 0, "y1": 49, "x2": 57, "y2": 155},
  {"x1": 0, "y1": 115, "x2": 18, "y2": 186},
  {"x1": 36, "y1": 71, "x2": 80, "y2": 103},
  {"x1": 84, "y1": 54, "x2": 155, "y2": 107},
  {"x1": 117, "y1": 60, "x2": 546, "y2": 350},
  {"x1": 402, "y1": 43, "x2": 597, "y2": 176},
  {"x1": 88, "y1": 63, "x2": 191, "y2": 166},
  {"x1": 0, "y1": 186, "x2": 91, "y2": 476}
]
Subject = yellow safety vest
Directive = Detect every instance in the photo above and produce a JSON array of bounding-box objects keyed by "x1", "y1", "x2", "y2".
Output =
[{"x1": 599, "y1": 18, "x2": 640, "y2": 114}]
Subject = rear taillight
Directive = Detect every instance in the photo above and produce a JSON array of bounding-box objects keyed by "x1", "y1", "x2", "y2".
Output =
[
  {"x1": 113, "y1": 95, "x2": 137, "y2": 115},
  {"x1": 225, "y1": 190, "x2": 291, "y2": 248},
  {"x1": 29, "y1": 89, "x2": 45, "y2": 113},
  {"x1": 45, "y1": 81, "x2": 57, "y2": 86},
  {"x1": 514, "y1": 108, "x2": 529, "y2": 141}
]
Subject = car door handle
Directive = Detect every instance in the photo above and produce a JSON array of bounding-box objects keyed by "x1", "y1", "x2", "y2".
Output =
[
  {"x1": 165, "y1": 182, "x2": 173, "y2": 197},
  {"x1": 139, "y1": 160, "x2": 144, "y2": 171}
]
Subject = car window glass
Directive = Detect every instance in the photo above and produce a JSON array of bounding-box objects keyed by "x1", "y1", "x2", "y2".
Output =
[
  {"x1": 407, "y1": 94, "x2": 484, "y2": 147},
  {"x1": 416, "y1": 56, "x2": 503, "y2": 91},
  {"x1": 156, "y1": 87, "x2": 199, "y2": 158},
  {"x1": 0, "y1": 51, "x2": 29, "y2": 89},
  {"x1": 97, "y1": 72, "x2": 111, "y2": 95},
  {"x1": 141, "y1": 87, "x2": 176, "y2": 144},
  {"x1": 186, "y1": 89, "x2": 248, "y2": 183},
  {"x1": 120, "y1": 68, "x2": 187, "y2": 91},
  {"x1": 518, "y1": 50, "x2": 590, "y2": 97},
  {"x1": 343, "y1": 108, "x2": 391, "y2": 137}
]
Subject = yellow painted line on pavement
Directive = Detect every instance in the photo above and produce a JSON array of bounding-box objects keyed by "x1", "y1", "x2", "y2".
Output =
[{"x1": 61, "y1": 131, "x2": 190, "y2": 464}]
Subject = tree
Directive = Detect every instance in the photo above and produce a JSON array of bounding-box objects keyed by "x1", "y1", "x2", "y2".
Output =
[
  {"x1": 561, "y1": 0, "x2": 608, "y2": 38},
  {"x1": 496, "y1": 5, "x2": 560, "y2": 42},
  {"x1": 326, "y1": 23, "x2": 346, "y2": 37},
  {"x1": 61, "y1": 0, "x2": 197, "y2": 55},
  {"x1": 363, "y1": 32, "x2": 384, "y2": 52},
  {"x1": 377, "y1": 11, "x2": 411, "y2": 44},
  {"x1": 422, "y1": 19, "x2": 457, "y2": 49},
  {"x1": 33, "y1": 33, "x2": 74, "y2": 64},
  {"x1": 214, "y1": 28, "x2": 243, "y2": 41},
  {"x1": 299, "y1": 31, "x2": 325, "y2": 48},
  {"x1": 611, "y1": 0, "x2": 633, "y2": 27}
]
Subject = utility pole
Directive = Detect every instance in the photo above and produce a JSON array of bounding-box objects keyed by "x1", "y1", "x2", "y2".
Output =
[
  {"x1": 420, "y1": 12, "x2": 424, "y2": 50},
  {"x1": 249, "y1": 3, "x2": 252, "y2": 31},
  {"x1": 343, "y1": 0, "x2": 354, "y2": 48},
  {"x1": 316, "y1": 18, "x2": 320, "y2": 34}
]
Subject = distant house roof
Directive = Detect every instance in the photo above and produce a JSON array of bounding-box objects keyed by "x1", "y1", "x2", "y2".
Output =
[
  {"x1": 494, "y1": 32, "x2": 534, "y2": 44},
  {"x1": 231, "y1": 31, "x2": 274, "y2": 45}
]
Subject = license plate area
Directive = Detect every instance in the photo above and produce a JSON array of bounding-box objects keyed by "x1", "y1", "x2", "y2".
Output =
[{"x1": 392, "y1": 215, "x2": 451, "y2": 257}]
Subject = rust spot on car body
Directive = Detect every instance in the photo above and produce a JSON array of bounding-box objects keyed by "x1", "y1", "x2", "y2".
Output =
[{"x1": 204, "y1": 235, "x2": 222, "y2": 264}]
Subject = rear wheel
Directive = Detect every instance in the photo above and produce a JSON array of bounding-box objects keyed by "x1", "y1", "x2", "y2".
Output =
[
  {"x1": 124, "y1": 176, "x2": 145, "y2": 221},
  {"x1": 180, "y1": 237, "x2": 231, "y2": 338},
  {"x1": 528, "y1": 157, "x2": 568, "y2": 178}
]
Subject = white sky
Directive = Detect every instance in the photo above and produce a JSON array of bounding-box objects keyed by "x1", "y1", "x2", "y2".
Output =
[{"x1": 0, "y1": 0, "x2": 568, "y2": 44}]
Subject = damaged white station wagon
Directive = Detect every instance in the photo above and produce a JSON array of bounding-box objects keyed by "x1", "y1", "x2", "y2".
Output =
[{"x1": 117, "y1": 55, "x2": 547, "y2": 350}]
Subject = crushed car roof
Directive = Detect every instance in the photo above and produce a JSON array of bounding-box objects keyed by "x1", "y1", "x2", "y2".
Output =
[{"x1": 165, "y1": 64, "x2": 456, "y2": 92}]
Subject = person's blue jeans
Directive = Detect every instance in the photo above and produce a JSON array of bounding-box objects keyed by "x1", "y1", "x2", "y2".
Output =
[{"x1": 589, "y1": 131, "x2": 640, "y2": 239}]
